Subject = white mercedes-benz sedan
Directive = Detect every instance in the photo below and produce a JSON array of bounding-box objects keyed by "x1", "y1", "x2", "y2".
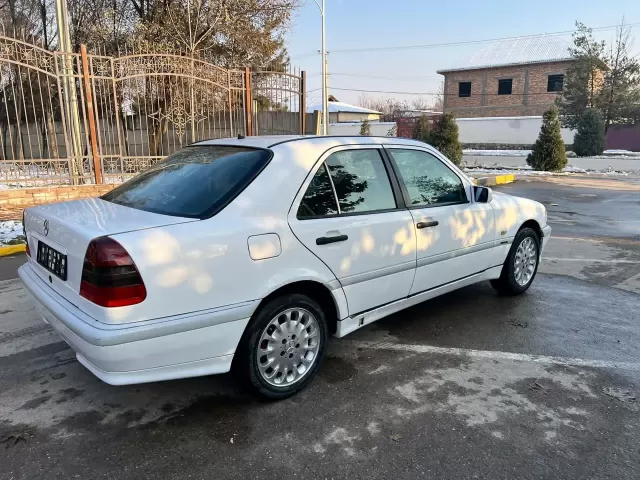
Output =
[{"x1": 20, "y1": 136, "x2": 550, "y2": 398}]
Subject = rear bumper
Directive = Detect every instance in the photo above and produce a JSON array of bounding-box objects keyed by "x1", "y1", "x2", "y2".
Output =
[{"x1": 18, "y1": 264, "x2": 252, "y2": 385}]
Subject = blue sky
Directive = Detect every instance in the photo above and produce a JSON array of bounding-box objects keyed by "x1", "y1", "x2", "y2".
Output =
[{"x1": 285, "y1": 0, "x2": 640, "y2": 107}]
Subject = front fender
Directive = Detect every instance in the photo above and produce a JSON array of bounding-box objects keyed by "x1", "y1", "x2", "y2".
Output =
[{"x1": 491, "y1": 192, "x2": 547, "y2": 238}]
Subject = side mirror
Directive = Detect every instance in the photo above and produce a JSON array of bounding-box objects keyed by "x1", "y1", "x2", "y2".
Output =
[{"x1": 473, "y1": 185, "x2": 493, "y2": 203}]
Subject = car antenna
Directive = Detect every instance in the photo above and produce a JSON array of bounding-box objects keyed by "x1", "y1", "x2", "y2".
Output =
[{"x1": 237, "y1": 134, "x2": 245, "y2": 139}]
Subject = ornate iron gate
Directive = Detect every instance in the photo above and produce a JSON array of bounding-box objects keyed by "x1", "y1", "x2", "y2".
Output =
[
  {"x1": 0, "y1": 35, "x2": 306, "y2": 186},
  {"x1": 0, "y1": 35, "x2": 94, "y2": 185}
]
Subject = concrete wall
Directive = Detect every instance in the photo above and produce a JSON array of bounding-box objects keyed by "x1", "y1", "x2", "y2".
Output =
[{"x1": 456, "y1": 116, "x2": 575, "y2": 146}]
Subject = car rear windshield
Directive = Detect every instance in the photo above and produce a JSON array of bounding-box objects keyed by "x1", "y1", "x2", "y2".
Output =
[{"x1": 102, "y1": 146, "x2": 271, "y2": 218}]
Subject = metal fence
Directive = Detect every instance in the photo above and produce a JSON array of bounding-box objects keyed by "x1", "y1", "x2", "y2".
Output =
[{"x1": 0, "y1": 35, "x2": 306, "y2": 186}]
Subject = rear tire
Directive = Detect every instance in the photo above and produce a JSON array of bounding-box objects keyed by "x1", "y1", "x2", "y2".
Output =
[
  {"x1": 491, "y1": 227, "x2": 540, "y2": 296},
  {"x1": 234, "y1": 293, "x2": 328, "y2": 400}
]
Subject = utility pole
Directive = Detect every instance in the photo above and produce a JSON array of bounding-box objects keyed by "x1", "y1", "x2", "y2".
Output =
[
  {"x1": 56, "y1": 0, "x2": 84, "y2": 183},
  {"x1": 314, "y1": 0, "x2": 328, "y2": 135}
]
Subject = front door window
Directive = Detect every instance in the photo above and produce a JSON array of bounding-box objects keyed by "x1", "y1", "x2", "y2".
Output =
[{"x1": 387, "y1": 149, "x2": 467, "y2": 207}]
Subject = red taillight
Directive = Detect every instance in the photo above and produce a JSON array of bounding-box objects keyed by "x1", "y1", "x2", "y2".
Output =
[{"x1": 79, "y1": 237, "x2": 146, "y2": 307}]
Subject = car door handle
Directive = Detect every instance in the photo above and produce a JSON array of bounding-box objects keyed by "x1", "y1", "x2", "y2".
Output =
[
  {"x1": 316, "y1": 234, "x2": 348, "y2": 245},
  {"x1": 416, "y1": 221, "x2": 439, "y2": 229}
]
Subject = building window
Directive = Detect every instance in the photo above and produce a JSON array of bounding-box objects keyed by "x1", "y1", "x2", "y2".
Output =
[
  {"x1": 498, "y1": 79, "x2": 513, "y2": 95},
  {"x1": 547, "y1": 74, "x2": 564, "y2": 92},
  {"x1": 458, "y1": 82, "x2": 471, "y2": 97}
]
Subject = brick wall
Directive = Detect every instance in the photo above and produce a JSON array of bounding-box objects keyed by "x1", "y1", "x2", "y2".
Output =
[
  {"x1": 443, "y1": 61, "x2": 574, "y2": 118},
  {"x1": 0, "y1": 184, "x2": 118, "y2": 221}
]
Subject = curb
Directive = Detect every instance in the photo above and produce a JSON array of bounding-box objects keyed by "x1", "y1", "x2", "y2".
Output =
[
  {"x1": 472, "y1": 174, "x2": 516, "y2": 187},
  {"x1": 0, "y1": 244, "x2": 26, "y2": 257}
]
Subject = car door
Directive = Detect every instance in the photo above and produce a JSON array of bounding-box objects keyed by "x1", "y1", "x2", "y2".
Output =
[
  {"x1": 385, "y1": 146, "x2": 496, "y2": 295},
  {"x1": 288, "y1": 146, "x2": 416, "y2": 316}
]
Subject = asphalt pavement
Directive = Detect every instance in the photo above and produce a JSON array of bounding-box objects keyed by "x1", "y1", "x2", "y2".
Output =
[{"x1": 1, "y1": 175, "x2": 639, "y2": 479}]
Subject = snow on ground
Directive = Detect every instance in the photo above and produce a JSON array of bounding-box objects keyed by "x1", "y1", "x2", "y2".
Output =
[
  {"x1": 464, "y1": 164, "x2": 630, "y2": 177},
  {"x1": 463, "y1": 149, "x2": 531, "y2": 157},
  {"x1": 0, "y1": 220, "x2": 24, "y2": 246},
  {"x1": 602, "y1": 149, "x2": 640, "y2": 157},
  {"x1": 464, "y1": 149, "x2": 640, "y2": 159}
]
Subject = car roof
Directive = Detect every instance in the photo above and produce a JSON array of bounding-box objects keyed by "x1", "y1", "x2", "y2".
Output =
[{"x1": 192, "y1": 135, "x2": 429, "y2": 149}]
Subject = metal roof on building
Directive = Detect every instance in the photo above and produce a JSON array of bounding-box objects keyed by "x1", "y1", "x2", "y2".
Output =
[
  {"x1": 437, "y1": 35, "x2": 573, "y2": 74},
  {"x1": 306, "y1": 100, "x2": 381, "y2": 114}
]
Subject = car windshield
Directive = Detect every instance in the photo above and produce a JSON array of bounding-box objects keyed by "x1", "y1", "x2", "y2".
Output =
[{"x1": 102, "y1": 146, "x2": 271, "y2": 218}]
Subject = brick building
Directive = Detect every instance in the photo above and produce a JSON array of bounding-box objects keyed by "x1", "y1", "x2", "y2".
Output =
[{"x1": 438, "y1": 36, "x2": 574, "y2": 118}]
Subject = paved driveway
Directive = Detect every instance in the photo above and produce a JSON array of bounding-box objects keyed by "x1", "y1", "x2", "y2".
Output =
[{"x1": 1, "y1": 176, "x2": 639, "y2": 479}]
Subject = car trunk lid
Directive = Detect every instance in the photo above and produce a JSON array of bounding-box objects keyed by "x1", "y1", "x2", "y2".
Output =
[{"x1": 24, "y1": 197, "x2": 196, "y2": 310}]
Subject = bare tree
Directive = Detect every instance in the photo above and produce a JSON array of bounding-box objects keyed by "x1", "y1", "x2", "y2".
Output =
[
  {"x1": 432, "y1": 81, "x2": 444, "y2": 112},
  {"x1": 358, "y1": 94, "x2": 408, "y2": 116},
  {"x1": 600, "y1": 20, "x2": 640, "y2": 130},
  {"x1": 410, "y1": 97, "x2": 430, "y2": 111}
]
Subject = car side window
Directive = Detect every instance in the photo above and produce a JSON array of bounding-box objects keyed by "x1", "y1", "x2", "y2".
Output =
[
  {"x1": 388, "y1": 149, "x2": 468, "y2": 207},
  {"x1": 325, "y1": 149, "x2": 396, "y2": 214},
  {"x1": 297, "y1": 163, "x2": 339, "y2": 218}
]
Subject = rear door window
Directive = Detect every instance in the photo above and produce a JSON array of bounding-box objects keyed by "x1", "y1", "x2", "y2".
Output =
[
  {"x1": 297, "y1": 164, "x2": 339, "y2": 218},
  {"x1": 102, "y1": 146, "x2": 271, "y2": 218},
  {"x1": 325, "y1": 150, "x2": 396, "y2": 214}
]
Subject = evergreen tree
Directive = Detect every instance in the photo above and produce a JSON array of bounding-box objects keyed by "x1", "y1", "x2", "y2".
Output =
[
  {"x1": 359, "y1": 119, "x2": 371, "y2": 136},
  {"x1": 527, "y1": 108, "x2": 568, "y2": 171},
  {"x1": 412, "y1": 114, "x2": 433, "y2": 143},
  {"x1": 573, "y1": 108, "x2": 605, "y2": 156},
  {"x1": 557, "y1": 22, "x2": 608, "y2": 129},
  {"x1": 430, "y1": 113, "x2": 463, "y2": 166}
]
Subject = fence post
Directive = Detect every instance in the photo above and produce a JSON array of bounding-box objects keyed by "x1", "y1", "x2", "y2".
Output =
[
  {"x1": 244, "y1": 67, "x2": 253, "y2": 136},
  {"x1": 80, "y1": 45, "x2": 102, "y2": 184},
  {"x1": 312, "y1": 110, "x2": 322, "y2": 135},
  {"x1": 300, "y1": 71, "x2": 306, "y2": 135}
]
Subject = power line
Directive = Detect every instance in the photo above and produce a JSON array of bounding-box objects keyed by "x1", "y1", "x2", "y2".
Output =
[
  {"x1": 292, "y1": 21, "x2": 640, "y2": 57},
  {"x1": 328, "y1": 86, "x2": 605, "y2": 97},
  {"x1": 327, "y1": 87, "x2": 448, "y2": 95},
  {"x1": 309, "y1": 72, "x2": 443, "y2": 81}
]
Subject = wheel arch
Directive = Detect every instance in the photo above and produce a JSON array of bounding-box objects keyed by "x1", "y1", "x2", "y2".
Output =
[
  {"x1": 252, "y1": 280, "x2": 344, "y2": 335},
  {"x1": 519, "y1": 219, "x2": 543, "y2": 243}
]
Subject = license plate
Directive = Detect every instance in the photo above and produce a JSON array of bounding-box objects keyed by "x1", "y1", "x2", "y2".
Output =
[{"x1": 37, "y1": 241, "x2": 67, "y2": 280}]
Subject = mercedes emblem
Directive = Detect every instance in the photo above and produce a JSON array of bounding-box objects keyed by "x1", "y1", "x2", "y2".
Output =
[{"x1": 43, "y1": 219, "x2": 49, "y2": 236}]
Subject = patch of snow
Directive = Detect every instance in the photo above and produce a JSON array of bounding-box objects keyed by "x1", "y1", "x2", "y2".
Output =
[
  {"x1": 463, "y1": 149, "x2": 531, "y2": 157},
  {"x1": 563, "y1": 166, "x2": 588, "y2": 173},
  {"x1": 587, "y1": 154, "x2": 640, "y2": 159},
  {"x1": 0, "y1": 180, "x2": 74, "y2": 189},
  {"x1": 463, "y1": 149, "x2": 640, "y2": 160},
  {"x1": 0, "y1": 220, "x2": 24, "y2": 245},
  {"x1": 603, "y1": 149, "x2": 640, "y2": 157},
  {"x1": 464, "y1": 164, "x2": 630, "y2": 177}
]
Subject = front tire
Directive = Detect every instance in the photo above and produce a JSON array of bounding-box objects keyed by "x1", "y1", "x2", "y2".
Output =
[
  {"x1": 235, "y1": 293, "x2": 328, "y2": 400},
  {"x1": 491, "y1": 227, "x2": 540, "y2": 295}
]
